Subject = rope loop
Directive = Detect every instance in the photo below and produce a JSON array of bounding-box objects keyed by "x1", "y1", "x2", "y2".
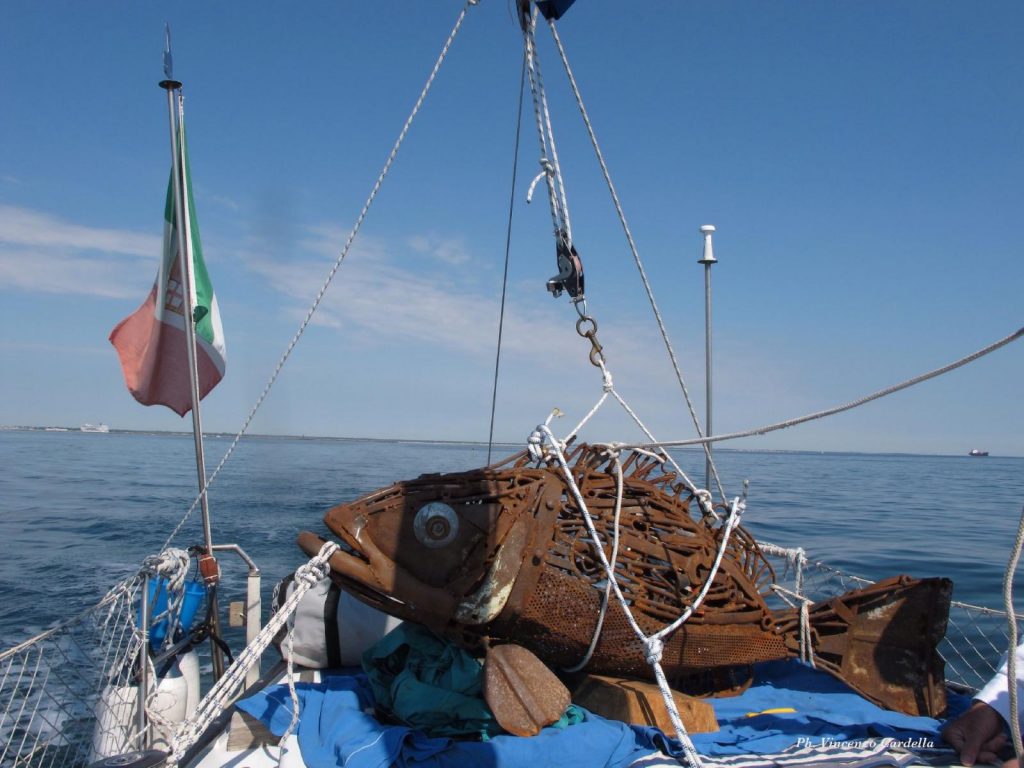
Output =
[{"x1": 526, "y1": 169, "x2": 546, "y2": 204}]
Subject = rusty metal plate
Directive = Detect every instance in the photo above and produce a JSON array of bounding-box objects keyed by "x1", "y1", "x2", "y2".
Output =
[{"x1": 484, "y1": 644, "x2": 571, "y2": 737}]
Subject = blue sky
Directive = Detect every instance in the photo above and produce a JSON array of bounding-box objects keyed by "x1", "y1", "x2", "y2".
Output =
[{"x1": 1, "y1": 1, "x2": 1021, "y2": 456}]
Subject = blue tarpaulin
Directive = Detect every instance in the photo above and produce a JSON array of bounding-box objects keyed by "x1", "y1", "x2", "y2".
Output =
[
  {"x1": 237, "y1": 660, "x2": 966, "y2": 768},
  {"x1": 237, "y1": 672, "x2": 659, "y2": 768}
]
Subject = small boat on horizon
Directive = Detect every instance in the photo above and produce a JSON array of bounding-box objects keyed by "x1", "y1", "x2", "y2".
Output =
[
  {"x1": 80, "y1": 423, "x2": 110, "y2": 433},
  {"x1": 969, "y1": 449, "x2": 989, "y2": 457}
]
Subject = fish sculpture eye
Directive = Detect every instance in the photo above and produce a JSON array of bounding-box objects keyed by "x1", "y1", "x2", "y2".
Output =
[{"x1": 413, "y1": 502, "x2": 459, "y2": 548}]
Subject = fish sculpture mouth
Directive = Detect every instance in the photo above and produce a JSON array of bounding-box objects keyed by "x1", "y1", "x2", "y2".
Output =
[{"x1": 298, "y1": 450, "x2": 560, "y2": 631}]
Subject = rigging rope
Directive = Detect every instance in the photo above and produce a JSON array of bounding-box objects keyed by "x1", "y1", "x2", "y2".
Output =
[
  {"x1": 545, "y1": 19, "x2": 728, "y2": 506},
  {"x1": 557, "y1": 360, "x2": 711, "y2": 518},
  {"x1": 159, "y1": 1, "x2": 478, "y2": 551},
  {"x1": 613, "y1": 325, "x2": 1024, "y2": 451},
  {"x1": 523, "y1": 8, "x2": 572, "y2": 244},
  {"x1": 487, "y1": 53, "x2": 528, "y2": 465}
]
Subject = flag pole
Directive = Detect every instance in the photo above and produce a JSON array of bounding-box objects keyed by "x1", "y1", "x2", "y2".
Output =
[{"x1": 159, "y1": 38, "x2": 226, "y2": 679}]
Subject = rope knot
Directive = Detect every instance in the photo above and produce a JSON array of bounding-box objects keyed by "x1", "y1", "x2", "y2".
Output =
[
  {"x1": 295, "y1": 562, "x2": 328, "y2": 587},
  {"x1": 601, "y1": 367, "x2": 613, "y2": 392},
  {"x1": 295, "y1": 542, "x2": 338, "y2": 586},
  {"x1": 692, "y1": 489, "x2": 714, "y2": 517},
  {"x1": 644, "y1": 637, "x2": 664, "y2": 665},
  {"x1": 527, "y1": 428, "x2": 545, "y2": 462}
]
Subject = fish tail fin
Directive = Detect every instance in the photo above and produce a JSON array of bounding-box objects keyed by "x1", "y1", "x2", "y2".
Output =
[{"x1": 781, "y1": 575, "x2": 952, "y2": 716}]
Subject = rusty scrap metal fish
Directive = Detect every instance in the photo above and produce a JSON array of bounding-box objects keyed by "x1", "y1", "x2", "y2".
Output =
[{"x1": 298, "y1": 445, "x2": 951, "y2": 717}]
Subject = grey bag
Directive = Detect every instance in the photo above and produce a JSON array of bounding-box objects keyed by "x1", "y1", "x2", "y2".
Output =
[{"x1": 271, "y1": 572, "x2": 403, "y2": 668}]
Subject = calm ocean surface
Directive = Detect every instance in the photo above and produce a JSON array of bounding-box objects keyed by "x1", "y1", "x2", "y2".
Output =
[{"x1": 2, "y1": 428, "x2": 1022, "y2": 662}]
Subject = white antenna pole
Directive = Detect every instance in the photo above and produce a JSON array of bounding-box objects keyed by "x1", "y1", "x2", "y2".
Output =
[{"x1": 699, "y1": 225, "x2": 717, "y2": 491}]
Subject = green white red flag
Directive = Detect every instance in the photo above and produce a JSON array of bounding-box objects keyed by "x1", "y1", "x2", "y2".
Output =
[{"x1": 110, "y1": 121, "x2": 226, "y2": 416}]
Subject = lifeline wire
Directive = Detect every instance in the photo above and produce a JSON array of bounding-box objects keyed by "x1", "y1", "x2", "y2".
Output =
[
  {"x1": 617, "y1": 325, "x2": 1024, "y2": 451},
  {"x1": 159, "y1": 0, "x2": 478, "y2": 551}
]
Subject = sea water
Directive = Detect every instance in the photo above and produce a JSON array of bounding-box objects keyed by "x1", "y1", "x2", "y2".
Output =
[{"x1": 1, "y1": 429, "x2": 1022, "y2": 658}]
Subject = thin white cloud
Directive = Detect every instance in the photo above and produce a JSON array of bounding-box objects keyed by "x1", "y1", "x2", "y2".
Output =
[
  {"x1": 0, "y1": 339, "x2": 111, "y2": 355},
  {"x1": 206, "y1": 194, "x2": 241, "y2": 212},
  {"x1": 408, "y1": 234, "x2": 471, "y2": 265},
  {"x1": 0, "y1": 205, "x2": 159, "y2": 298},
  {"x1": 0, "y1": 204, "x2": 158, "y2": 256},
  {"x1": 242, "y1": 225, "x2": 577, "y2": 360},
  {"x1": 0, "y1": 246, "x2": 151, "y2": 299},
  {"x1": 244, "y1": 225, "x2": 663, "y2": 377}
]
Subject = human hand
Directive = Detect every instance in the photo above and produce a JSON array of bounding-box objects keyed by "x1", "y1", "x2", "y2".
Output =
[{"x1": 942, "y1": 701, "x2": 1009, "y2": 766}]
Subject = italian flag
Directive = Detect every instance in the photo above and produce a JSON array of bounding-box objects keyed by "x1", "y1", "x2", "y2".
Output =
[{"x1": 110, "y1": 122, "x2": 226, "y2": 417}]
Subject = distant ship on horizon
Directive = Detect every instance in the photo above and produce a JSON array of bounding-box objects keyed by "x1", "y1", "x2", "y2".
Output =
[
  {"x1": 968, "y1": 448, "x2": 989, "y2": 457},
  {"x1": 80, "y1": 423, "x2": 110, "y2": 434}
]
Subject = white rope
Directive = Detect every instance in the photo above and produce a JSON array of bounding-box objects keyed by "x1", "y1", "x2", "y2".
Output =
[
  {"x1": 758, "y1": 543, "x2": 807, "y2": 597},
  {"x1": 560, "y1": 358, "x2": 716, "y2": 520},
  {"x1": 771, "y1": 584, "x2": 816, "y2": 667},
  {"x1": 141, "y1": 548, "x2": 191, "y2": 652},
  {"x1": 523, "y1": 9, "x2": 572, "y2": 242},
  {"x1": 531, "y1": 424, "x2": 756, "y2": 768},
  {"x1": 545, "y1": 18, "x2": 727, "y2": 507},
  {"x1": 1003, "y1": 504, "x2": 1024, "y2": 760},
  {"x1": 158, "y1": 1, "x2": 479, "y2": 552},
  {"x1": 167, "y1": 541, "x2": 339, "y2": 765},
  {"x1": 615, "y1": 325, "x2": 1024, "y2": 452},
  {"x1": 564, "y1": 452, "x2": 624, "y2": 673}
]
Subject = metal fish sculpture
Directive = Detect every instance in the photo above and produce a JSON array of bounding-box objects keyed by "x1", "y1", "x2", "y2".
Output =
[{"x1": 298, "y1": 445, "x2": 951, "y2": 717}]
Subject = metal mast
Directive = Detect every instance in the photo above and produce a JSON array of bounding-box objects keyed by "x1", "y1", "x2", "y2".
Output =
[
  {"x1": 698, "y1": 225, "x2": 717, "y2": 491},
  {"x1": 158, "y1": 28, "x2": 225, "y2": 679}
]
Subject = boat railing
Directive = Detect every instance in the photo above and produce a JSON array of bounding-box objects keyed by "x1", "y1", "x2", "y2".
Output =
[{"x1": 0, "y1": 542, "x2": 264, "y2": 768}]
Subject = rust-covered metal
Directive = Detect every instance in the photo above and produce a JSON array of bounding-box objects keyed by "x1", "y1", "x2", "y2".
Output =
[
  {"x1": 484, "y1": 643, "x2": 571, "y2": 737},
  {"x1": 297, "y1": 444, "x2": 952, "y2": 716}
]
